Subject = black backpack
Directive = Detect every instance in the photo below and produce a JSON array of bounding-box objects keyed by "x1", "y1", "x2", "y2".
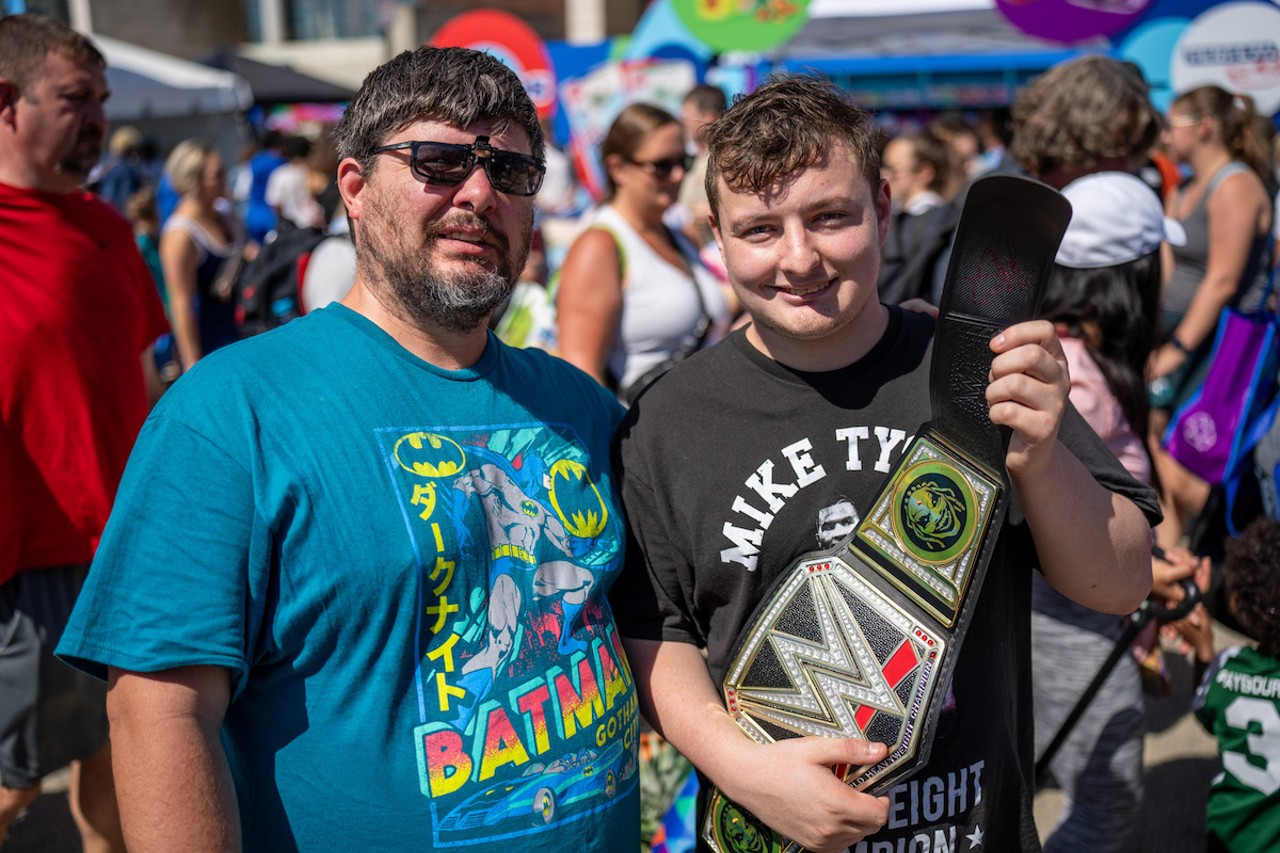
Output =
[{"x1": 235, "y1": 225, "x2": 329, "y2": 337}]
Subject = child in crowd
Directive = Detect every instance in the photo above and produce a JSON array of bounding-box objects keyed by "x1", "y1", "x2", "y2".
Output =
[
  {"x1": 1188, "y1": 516, "x2": 1280, "y2": 852},
  {"x1": 124, "y1": 185, "x2": 179, "y2": 384}
]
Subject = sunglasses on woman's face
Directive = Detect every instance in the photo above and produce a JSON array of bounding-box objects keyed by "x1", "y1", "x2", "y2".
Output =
[
  {"x1": 627, "y1": 154, "x2": 694, "y2": 180},
  {"x1": 370, "y1": 136, "x2": 546, "y2": 196}
]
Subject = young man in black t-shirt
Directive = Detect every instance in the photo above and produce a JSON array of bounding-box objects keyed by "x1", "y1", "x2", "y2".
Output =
[{"x1": 610, "y1": 75, "x2": 1160, "y2": 853}]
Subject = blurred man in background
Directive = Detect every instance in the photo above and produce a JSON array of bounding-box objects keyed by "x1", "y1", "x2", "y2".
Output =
[{"x1": 0, "y1": 13, "x2": 167, "y2": 852}]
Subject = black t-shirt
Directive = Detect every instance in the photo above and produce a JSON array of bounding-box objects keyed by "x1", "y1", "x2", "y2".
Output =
[{"x1": 611, "y1": 306, "x2": 1161, "y2": 852}]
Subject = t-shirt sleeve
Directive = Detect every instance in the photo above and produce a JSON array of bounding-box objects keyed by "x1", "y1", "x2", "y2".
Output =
[
  {"x1": 1009, "y1": 400, "x2": 1161, "y2": 530},
  {"x1": 1193, "y1": 646, "x2": 1239, "y2": 730},
  {"x1": 103, "y1": 201, "x2": 170, "y2": 348},
  {"x1": 609, "y1": 419, "x2": 702, "y2": 647},
  {"x1": 264, "y1": 167, "x2": 286, "y2": 209},
  {"x1": 301, "y1": 236, "x2": 356, "y2": 312},
  {"x1": 57, "y1": 407, "x2": 271, "y2": 697}
]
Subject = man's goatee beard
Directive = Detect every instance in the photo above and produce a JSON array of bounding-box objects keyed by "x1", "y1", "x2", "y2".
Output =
[
  {"x1": 389, "y1": 265, "x2": 514, "y2": 334},
  {"x1": 358, "y1": 199, "x2": 531, "y2": 335}
]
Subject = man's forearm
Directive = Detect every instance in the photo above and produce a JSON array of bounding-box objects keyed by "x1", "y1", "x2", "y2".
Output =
[
  {"x1": 623, "y1": 636, "x2": 891, "y2": 851},
  {"x1": 107, "y1": 667, "x2": 240, "y2": 852},
  {"x1": 623, "y1": 637, "x2": 748, "y2": 782}
]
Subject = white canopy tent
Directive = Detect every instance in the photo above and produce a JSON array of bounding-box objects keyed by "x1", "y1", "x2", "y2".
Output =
[
  {"x1": 93, "y1": 35, "x2": 254, "y2": 169},
  {"x1": 97, "y1": 35, "x2": 253, "y2": 121}
]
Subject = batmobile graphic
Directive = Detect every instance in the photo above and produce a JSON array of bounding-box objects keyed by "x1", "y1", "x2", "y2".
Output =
[{"x1": 436, "y1": 740, "x2": 634, "y2": 839}]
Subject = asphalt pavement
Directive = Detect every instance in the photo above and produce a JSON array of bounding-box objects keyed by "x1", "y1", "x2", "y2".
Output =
[{"x1": 1033, "y1": 620, "x2": 1244, "y2": 852}]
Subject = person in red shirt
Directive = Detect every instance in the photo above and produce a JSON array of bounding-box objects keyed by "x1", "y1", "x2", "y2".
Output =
[{"x1": 0, "y1": 14, "x2": 168, "y2": 851}]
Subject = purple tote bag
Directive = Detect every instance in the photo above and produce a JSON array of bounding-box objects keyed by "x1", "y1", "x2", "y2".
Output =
[{"x1": 1164, "y1": 306, "x2": 1280, "y2": 484}]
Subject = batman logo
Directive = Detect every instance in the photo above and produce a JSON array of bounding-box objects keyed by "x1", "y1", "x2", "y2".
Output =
[
  {"x1": 548, "y1": 459, "x2": 608, "y2": 539},
  {"x1": 394, "y1": 432, "x2": 467, "y2": 478}
]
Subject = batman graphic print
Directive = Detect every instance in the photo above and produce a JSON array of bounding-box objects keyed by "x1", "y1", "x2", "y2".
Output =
[
  {"x1": 56, "y1": 307, "x2": 640, "y2": 851},
  {"x1": 382, "y1": 423, "x2": 640, "y2": 844}
]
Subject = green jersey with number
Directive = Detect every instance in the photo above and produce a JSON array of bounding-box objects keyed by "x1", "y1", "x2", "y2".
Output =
[{"x1": 1194, "y1": 645, "x2": 1280, "y2": 852}]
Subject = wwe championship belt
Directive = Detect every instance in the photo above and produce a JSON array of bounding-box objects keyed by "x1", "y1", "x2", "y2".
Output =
[{"x1": 703, "y1": 175, "x2": 1072, "y2": 853}]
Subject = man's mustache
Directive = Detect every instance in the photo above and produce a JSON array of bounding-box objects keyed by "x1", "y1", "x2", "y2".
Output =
[{"x1": 425, "y1": 213, "x2": 508, "y2": 255}]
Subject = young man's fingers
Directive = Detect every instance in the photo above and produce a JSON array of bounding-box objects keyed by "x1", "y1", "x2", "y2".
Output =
[
  {"x1": 795, "y1": 737, "x2": 889, "y2": 768},
  {"x1": 989, "y1": 319, "x2": 1058, "y2": 355}
]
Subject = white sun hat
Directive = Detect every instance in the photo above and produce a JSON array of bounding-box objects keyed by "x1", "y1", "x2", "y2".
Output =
[{"x1": 1055, "y1": 171, "x2": 1186, "y2": 269}]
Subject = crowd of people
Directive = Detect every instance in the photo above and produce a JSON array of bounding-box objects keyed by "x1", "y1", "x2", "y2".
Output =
[{"x1": 5, "y1": 8, "x2": 1280, "y2": 853}]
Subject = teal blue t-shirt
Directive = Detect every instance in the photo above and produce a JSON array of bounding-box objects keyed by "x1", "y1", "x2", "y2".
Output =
[{"x1": 58, "y1": 305, "x2": 640, "y2": 851}]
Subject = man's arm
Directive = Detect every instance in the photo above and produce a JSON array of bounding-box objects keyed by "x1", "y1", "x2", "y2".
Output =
[
  {"x1": 107, "y1": 666, "x2": 240, "y2": 852},
  {"x1": 624, "y1": 637, "x2": 889, "y2": 853},
  {"x1": 988, "y1": 320, "x2": 1153, "y2": 614}
]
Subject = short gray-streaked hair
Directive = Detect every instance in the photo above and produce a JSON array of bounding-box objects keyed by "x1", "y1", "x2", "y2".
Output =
[{"x1": 333, "y1": 46, "x2": 544, "y2": 173}]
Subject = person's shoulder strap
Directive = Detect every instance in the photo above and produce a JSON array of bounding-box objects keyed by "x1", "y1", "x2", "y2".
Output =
[
  {"x1": 585, "y1": 223, "x2": 628, "y2": 281},
  {"x1": 1207, "y1": 161, "x2": 1251, "y2": 195},
  {"x1": 162, "y1": 214, "x2": 211, "y2": 259},
  {"x1": 163, "y1": 213, "x2": 198, "y2": 234}
]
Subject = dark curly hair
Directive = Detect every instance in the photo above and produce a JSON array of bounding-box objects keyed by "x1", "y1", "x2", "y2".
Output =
[
  {"x1": 703, "y1": 74, "x2": 880, "y2": 219},
  {"x1": 1223, "y1": 517, "x2": 1280, "y2": 657}
]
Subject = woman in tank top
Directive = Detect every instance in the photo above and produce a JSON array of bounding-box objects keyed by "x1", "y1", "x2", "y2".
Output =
[
  {"x1": 555, "y1": 103, "x2": 729, "y2": 403},
  {"x1": 1149, "y1": 86, "x2": 1274, "y2": 550},
  {"x1": 160, "y1": 139, "x2": 242, "y2": 372}
]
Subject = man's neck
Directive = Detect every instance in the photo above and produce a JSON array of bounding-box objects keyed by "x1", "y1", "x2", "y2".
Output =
[
  {"x1": 745, "y1": 300, "x2": 891, "y2": 373},
  {"x1": 341, "y1": 278, "x2": 490, "y2": 370},
  {"x1": 0, "y1": 158, "x2": 77, "y2": 194}
]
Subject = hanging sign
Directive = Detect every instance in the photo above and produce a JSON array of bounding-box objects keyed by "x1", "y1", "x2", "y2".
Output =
[
  {"x1": 1170, "y1": 1, "x2": 1280, "y2": 115},
  {"x1": 431, "y1": 9, "x2": 557, "y2": 119},
  {"x1": 995, "y1": 0, "x2": 1155, "y2": 44},
  {"x1": 670, "y1": 0, "x2": 811, "y2": 53}
]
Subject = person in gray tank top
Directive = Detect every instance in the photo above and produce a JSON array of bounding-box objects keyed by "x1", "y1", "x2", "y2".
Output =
[{"x1": 1150, "y1": 85, "x2": 1275, "y2": 554}]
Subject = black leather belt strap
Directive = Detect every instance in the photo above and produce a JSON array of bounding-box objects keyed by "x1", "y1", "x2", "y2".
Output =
[{"x1": 704, "y1": 175, "x2": 1072, "y2": 853}]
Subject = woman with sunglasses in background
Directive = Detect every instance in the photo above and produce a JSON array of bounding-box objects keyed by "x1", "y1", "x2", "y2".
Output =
[
  {"x1": 556, "y1": 102, "x2": 729, "y2": 404},
  {"x1": 1148, "y1": 86, "x2": 1274, "y2": 553}
]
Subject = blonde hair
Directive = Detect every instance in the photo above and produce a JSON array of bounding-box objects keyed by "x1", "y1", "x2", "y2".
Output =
[
  {"x1": 109, "y1": 125, "x2": 142, "y2": 157},
  {"x1": 164, "y1": 139, "x2": 214, "y2": 198},
  {"x1": 600, "y1": 102, "x2": 679, "y2": 200}
]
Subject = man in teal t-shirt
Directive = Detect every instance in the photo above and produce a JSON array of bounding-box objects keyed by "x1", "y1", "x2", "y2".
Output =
[{"x1": 57, "y1": 46, "x2": 639, "y2": 852}]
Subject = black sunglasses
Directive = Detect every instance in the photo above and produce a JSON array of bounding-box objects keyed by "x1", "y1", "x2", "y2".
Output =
[
  {"x1": 628, "y1": 154, "x2": 694, "y2": 179},
  {"x1": 370, "y1": 136, "x2": 546, "y2": 196}
]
